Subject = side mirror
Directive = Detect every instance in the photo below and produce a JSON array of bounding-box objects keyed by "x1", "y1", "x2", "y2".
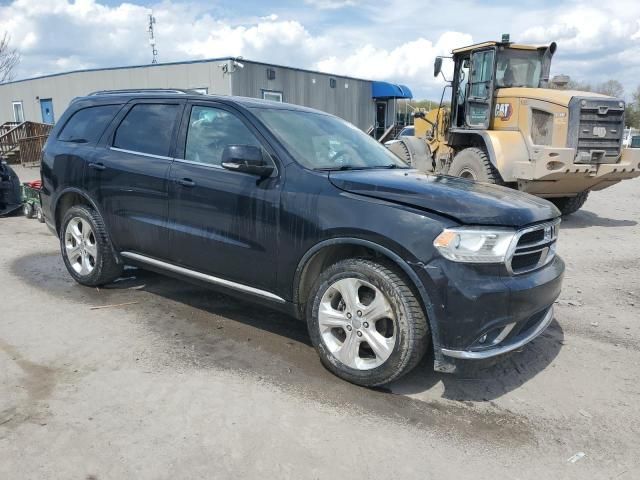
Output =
[
  {"x1": 221, "y1": 145, "x2": 274, "y2": 177},
  {"x1": 434, "y1": 57, "x2": 443, "y2": 78}
]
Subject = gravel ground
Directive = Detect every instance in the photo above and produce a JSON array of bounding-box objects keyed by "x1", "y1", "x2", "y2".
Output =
[{"x1": 1, "y1": 165, "x2": 639, "y2": 479}]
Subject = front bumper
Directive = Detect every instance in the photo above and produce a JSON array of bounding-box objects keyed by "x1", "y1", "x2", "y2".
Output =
[
  {"x1": 441, "y1": 306, "x2": 554, "y2": 359},
  {"x1": 417, "y1": 254, "x2": 564, "y2": 363},
  {"x1": 512, "y1": 146, "x2": 640, "y2": 196}
]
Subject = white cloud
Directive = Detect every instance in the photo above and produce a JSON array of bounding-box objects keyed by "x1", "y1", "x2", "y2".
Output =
[
  {"x1": 0, "y1": 0, "x2": 639, "y2": 99},
  {"x1": 315, "y1": 32, "x2": 472, "y2": 93},
  {"x1": 303, "y1": 0, "x2": 360, "y2": 9}
]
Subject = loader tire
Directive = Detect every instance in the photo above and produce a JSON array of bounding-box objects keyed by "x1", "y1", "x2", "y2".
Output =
[
  {"x1": 449, "y1": 147, "x2": 503, "y2": 184},
  {"x1": 550, "y1": 191, "x2": 589, "y2": 215}
]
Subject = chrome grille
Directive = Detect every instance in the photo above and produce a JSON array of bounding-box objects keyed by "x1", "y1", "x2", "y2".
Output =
[
  {"x1": 568, "y1": 97, "x2": 624, "y2": 163},
  {"x1": 506, "y1": 220, "x2": 560, "y2": 274}
]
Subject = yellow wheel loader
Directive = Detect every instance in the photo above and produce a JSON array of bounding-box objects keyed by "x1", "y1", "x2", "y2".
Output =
[{"x1": 386, "y1": 37, "x2": 640, "y2": 214}]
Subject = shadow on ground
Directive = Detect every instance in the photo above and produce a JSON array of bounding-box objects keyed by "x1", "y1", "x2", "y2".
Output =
[
  {"x1": 103, "y1": 266, "x2": 565, "y2": 403},
  {"x1": 560, "y1": 209, "x2": 637, "y2": 229},
  {"x1": 11, "y1": 252, "x2": 563, "y2": 445},
  {"x1": 13, "y1": 253, "x2": 564, "y2": 403}
]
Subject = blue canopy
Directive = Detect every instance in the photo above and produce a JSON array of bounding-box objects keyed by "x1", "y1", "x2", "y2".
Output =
[{"x1": 371, "y1": 81, "x2": 413, "y2": 99}]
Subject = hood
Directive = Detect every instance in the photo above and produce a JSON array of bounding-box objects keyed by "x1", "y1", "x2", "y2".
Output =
[
  {"x1": 496, "y1": 87, "x2": 613, "y2": 107},
  {"x1": 329, "y1": 169, "x2": 559, "y2": 227}
]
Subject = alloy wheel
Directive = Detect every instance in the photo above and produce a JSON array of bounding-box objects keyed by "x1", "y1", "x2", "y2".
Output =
[
  {"x1": 64, "y1": 217, "x2": 98, "y2": 276},
  {"x1": 318, "y1": 277, "x2": 397, "y2": 370}
]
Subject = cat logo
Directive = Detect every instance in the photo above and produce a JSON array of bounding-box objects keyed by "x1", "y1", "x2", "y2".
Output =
[{"x1": 494, "y1": 103, "x2": 512, "y2": 121}]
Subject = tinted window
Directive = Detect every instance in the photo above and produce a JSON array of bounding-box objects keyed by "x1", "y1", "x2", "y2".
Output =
[
  {"x1": 114, "y1": 104, "x2": 180, "y2": 157},
  {"x1": 184, "y1": 106, "x2": 261, "y2": 166},
  {"x1": 59, "y1": 105, "x2": 120, "y2": 144}
]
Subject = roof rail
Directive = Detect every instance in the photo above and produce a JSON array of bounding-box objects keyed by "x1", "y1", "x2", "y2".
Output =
[{"x1": 88, "y1": 88, "x2": 202, "y2": 96}]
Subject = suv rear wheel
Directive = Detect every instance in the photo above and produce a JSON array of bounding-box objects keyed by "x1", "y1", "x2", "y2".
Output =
[
  {"x1": 60, "y1": 205, "x2": 122, "y2": 286},
  {"x1": 307, "y1": 258, "x2": 429, "y2": 386}
]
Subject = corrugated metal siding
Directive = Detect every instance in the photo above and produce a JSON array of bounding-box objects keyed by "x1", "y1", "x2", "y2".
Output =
[
  {"x1": 0, "y1": 62, "x2": 230, "y2": 124},
  {"x1": 0, "y1": 59, "x2": 376, "y2": 131},
  {"x1": 231, "y1": 63, "x2": 375, "y2": 131}
]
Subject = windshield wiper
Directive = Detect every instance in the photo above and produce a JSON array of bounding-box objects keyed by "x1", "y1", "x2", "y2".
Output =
[{"x1": 314, "y1": 165, "x2": 362, "y2": 171}]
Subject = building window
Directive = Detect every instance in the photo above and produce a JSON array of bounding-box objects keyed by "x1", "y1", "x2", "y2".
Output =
[
  {"x1": 192, "y1": 87, "x2": 208, "y2": 95},
  {"x1": 329, "y1": 78, "x2": 336, "y2": 88},
  {"x1": 266, "y1": 68, "x2": 276, "y2": 80},
  {"x1": 12, "y1": 101, "x2": 24, "y2": 123},
  {"x1": 262, "y1": 90, "x2": 283, "y2": 102}
]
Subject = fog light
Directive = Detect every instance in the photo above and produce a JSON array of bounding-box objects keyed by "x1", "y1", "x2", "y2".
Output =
[{"x1": 478, "y1": 334, "x2": 488, "y2": 344}]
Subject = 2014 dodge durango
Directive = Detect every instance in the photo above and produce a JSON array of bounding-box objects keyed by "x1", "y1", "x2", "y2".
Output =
[{"x1": 40, "y1": 90, "x2": 564, "y2": 386}]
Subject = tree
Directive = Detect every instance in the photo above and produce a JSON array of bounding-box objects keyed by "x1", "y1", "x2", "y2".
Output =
[
  {"x1": 595, "y1": 79, "x2": 624, "y2": 98},
  {"x1": 0, "y1": 32, "x2": 20, "y2": 84},
  {"x1": 626, "y1": 85, "x2": 640, "y2": 129}
]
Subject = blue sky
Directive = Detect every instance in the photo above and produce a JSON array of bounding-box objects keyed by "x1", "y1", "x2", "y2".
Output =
[{"x1": 1, "y1": 0, "x2": 639, "y2": 99}]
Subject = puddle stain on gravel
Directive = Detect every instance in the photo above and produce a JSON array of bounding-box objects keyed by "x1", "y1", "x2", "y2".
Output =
[
  {"x1": 0, "y1": 338, "x2": 58, "y2": 429},
  {"x1": 12, "y1": 252, "x2": 538, "y2": 447}
]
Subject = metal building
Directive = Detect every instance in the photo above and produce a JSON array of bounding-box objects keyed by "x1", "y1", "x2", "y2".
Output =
[{"x1": 0, "y1": 57, "x2": 412, "y2": 135}]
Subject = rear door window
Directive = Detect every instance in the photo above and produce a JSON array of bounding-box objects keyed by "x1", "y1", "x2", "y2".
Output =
[
  {"x1": 58, "y1": 105, "x2": 120, "y2": 144},
  {"x1": 113, "y1": 103, "x2": 181, "y2": 157}
]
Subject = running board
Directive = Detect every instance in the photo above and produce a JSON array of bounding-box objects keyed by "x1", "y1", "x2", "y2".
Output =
[{"x1": 120, "y1": 252, "x2": 286, "y2": 303}]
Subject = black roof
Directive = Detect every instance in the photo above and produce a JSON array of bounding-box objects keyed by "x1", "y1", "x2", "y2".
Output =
[{"x1": 76, "y1": 89, "x2": 327, "y2": 115}]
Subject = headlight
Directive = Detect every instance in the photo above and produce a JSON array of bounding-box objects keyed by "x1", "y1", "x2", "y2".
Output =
[{"x1": 433, "y1": 227, "x2": 516, "y2": 263}]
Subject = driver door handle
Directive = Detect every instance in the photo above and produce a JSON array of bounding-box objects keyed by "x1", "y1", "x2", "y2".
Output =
[
  {"x1": 88, "y1": 162, "x2": 106, "y2": 171},
  {"x1": 176, "y1": 178, "x2": 196, "y2": 188}
]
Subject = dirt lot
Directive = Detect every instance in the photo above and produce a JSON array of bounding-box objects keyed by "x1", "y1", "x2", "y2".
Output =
[{"x1": 1, "y1": 165, "x2": 639, "y2": 479}]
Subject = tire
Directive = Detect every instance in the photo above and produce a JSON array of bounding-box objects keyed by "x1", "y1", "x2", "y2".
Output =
[
  {"x1": 388, "y1": 140, "x2": 412, "y2": 165},
  {"x1": 35, "y1": 204, "x2": 45, "y2": 223},
  {"x1": 307, "y1": 258, "x2": 429, "y2": 386},
  {"x1": 449, "y1": 147, "x2": 502, "y2": 184},
  {"x1": 550, "y1": 191, "x2": 589, "y2": 215},
  {"x1": 23, "y1": 202, "x2": 34, "y2": 219},
  {"x1": 60, "y1": 205, "x2": 122, "y2": 286}
]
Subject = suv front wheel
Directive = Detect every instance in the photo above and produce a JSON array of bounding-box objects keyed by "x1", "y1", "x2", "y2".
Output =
[
  {"x1": 307, "y1": 258, "x2": 429, "y2": 386},
  {"x1": 60, "y1": 205, "x2": 122, "y2": 286}
]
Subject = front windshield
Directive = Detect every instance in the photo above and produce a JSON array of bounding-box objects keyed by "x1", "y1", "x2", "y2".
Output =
[
  {"x1": 495, "y1": 49, "x2": 543, "y2": 88},
  {"x1": 252, "y1": 108, "x2": 409, "y2": 170}
]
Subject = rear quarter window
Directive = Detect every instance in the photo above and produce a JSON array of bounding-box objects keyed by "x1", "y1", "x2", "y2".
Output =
[
  {"x1": 58, "y1": 105, "x2": 121, "y2": 144},
  {"x1": 113, "y1": 103, "x2": 181, "y2": 157}
]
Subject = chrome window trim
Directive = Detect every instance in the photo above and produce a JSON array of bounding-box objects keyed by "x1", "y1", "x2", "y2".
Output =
[
  {"x1": 110, "y1": 146, "x2": 173, "y2": 161},
  {"x1": 505, "y1": 218, "x2": 560, "y2": 275},
  {"x1": 120, "y1": 252, "x2": 286, "y2": 303},
  {"x1": 173, "y1": 158, "x2": 224, "y2": 170},
  {"x1": 173, "y1": 156, "x2": 279, "y2": 176}
]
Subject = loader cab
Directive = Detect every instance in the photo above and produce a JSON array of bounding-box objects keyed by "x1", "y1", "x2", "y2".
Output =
[{"x1": 439, "y1": 40, "x2": 555, "y2": 132}]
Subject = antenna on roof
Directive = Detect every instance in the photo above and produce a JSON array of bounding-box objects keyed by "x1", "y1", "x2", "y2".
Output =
[{"x1": 148, "y1": 12, "x2": 158, "y2": 64}]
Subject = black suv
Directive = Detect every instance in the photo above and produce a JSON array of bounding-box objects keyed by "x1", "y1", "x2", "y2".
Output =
[{"x1": 41, "y1": 90, "x2": 564, "y2": 386}]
